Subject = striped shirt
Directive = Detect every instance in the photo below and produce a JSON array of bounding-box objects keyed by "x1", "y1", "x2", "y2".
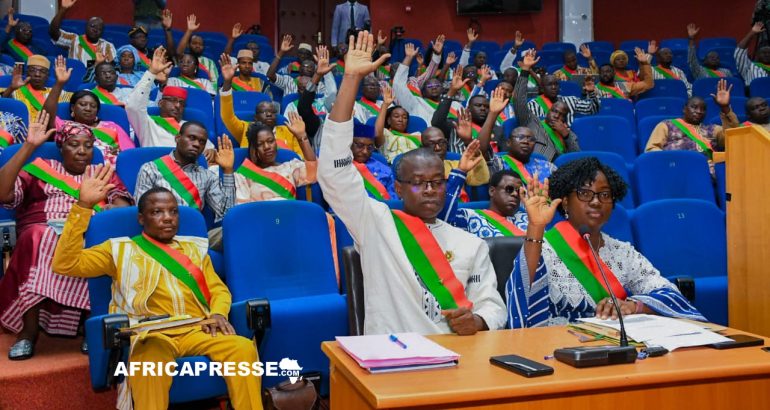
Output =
[
  {"x1": 651, "y1": 65, "x2": 693, "y2": 96},
  {"x1": 688, "y1": 44, "x2": 732, "y2": 80},
  {"x1": 735, "y1": 47, "x2": 769, "y2": 84},
  {"x1": 134, "y1": 152, "x2": 235, "y2": 222},
  {"x1": 54, "y1": 30, "x2": 116, "y2": 65},
  {"x1": 525, "y1": 93, "x2": 600, "y2": 127}
]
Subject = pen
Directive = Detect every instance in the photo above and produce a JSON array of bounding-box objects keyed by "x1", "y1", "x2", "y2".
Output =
[{"x1": 389, "y1": 334, "x2": 408, "y2": 349}]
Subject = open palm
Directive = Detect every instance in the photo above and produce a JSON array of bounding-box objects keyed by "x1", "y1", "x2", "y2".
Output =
[{"x1": 345, "y1": 31, "x2": 390, "y2": 77}]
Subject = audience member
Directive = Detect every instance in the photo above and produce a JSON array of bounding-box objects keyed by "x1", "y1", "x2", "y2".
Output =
[
  {"x1": 391, "y1": 39, "x2": 445, "y2": 124},
  {"x1": 649, "y1": 41, "x2": 693, "y2": 96},
  {"x1": 527, "y1": 74, "x2": 599, "y2": 126},
  {"x1": 552, "y1": 45, "x2": 598, "y2": 81},
  {"x1": 609, "y1": 50, "x2": 638, "y2": 83},
  {"x1": 2, "y1": 56, "x2": 72, "y2": 120},
  {"x1": 49, "y1": 0, "x2": 116, "y2": 66},
  {"x1": 91, "y1": 61, "x2": 133, "y2": 104},
  {"x1": 500, "y1": 32, "x2": 540, "y2": 96},
  {"x1": 375, "y1": 84, "x2": 421, "y2": 163},
  {"x1": 645, "y1": 96, "x2": 725, "y2": 159},
  {"x1": 116, "y1": 46, "x2": 143, "y2": 86},
  {"x1": 595, "y1": 48, "x2": 653, "y2": 99},
  {"x1": 224, "y1": 23, "x2": 271, "y2": 75},
  {"x1": 688, "y1": 23, "x2": 733, "y2": 79},
  {"x1": 354, "y1": 75, "x2": 384, "y2": 124},
  {"x1": 267, "y1": 36, "x2": 337, "y2": 102},
  {"x1": 1, "y1": 8, "x2": 46, "y2": 62},
  {"x1": 281, "y1": 46, "x2": 337, "y2": 118},
  {"x1": 716, "y1": 79, "x2": 770, "y2": 130},
  {"x1": 176, "y1": 14, "x2": 219, "y2": 84},
  {"x1": 459, "y1": 28, "x2": 498, "y2": 80},
  {"x1": 489, "y1": 126, "x2": 557, "y2": 182},
  {"x1": 422, "y1": 121, "x2": 489, "y2": 187},
  {"x1": 736, "y1": 22, "x2": 770, "y2": 84},
  {"x1": 167, "y1": 53, "x2": 217, "y2": 96},
  {"x1": 351, "y1": 122, "x2": 395, "y2": 200}
]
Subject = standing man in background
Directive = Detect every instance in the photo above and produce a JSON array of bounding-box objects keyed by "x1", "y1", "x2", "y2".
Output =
[
  {"x1": 331, "y1": 0, "x2": 370, "y2": 47},
  {"x1": 134, "y1": 0, "x2": 167, "y2": 31}
]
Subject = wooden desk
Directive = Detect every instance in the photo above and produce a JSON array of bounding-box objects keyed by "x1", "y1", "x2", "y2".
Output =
[{"x1": 322, "y1": 327, "x2": 770, "y2": 409}]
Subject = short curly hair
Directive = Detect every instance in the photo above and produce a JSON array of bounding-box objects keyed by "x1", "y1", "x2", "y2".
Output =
[{"x1": 548, "y1": 157, "x2": 627, "y2": 216}]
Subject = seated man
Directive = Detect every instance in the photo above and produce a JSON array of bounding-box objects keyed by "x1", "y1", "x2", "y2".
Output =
[
  {"x1": 687, "y1": 23, "x2": 733, "y2": 79},
  {"x1": 526, "y1": 74, "x2": 599, "y2": 127},
  {"x1": 595, "y1": 55, "x2": 653, "y2": 100},
  {"x1": 278, "y1": 41, "x2": 314, "y2": 76},
  {"x1": 176, "y1": 14, "x2": 219, "y2": 84},
  {"x1": 267, "y1": 36, "x2": 337, "y2": 98},
  {"x1": 459, "y1": 29, "x2": 498, "y2": 80},
  {"x1": 228, "y1": 50, "x2": 265, "y2": 92},
  {"x1": 318, "y1": 31, "x2": 507, "y2": 336},
  {"x1": 391, "y1": 38, "x2": 446, "y2": 124},
  {"x1": 715, "y1": 79, "x2": 770, "y2": 131},
  {"x1": 134, "y1": 121, "x2": 235, "y2": 248},
  {"x1": 552, "y1": 45, "x2": 598, "y2": 81},
  {"x1": 91, "y1": 62, "x2": 133, "y2": 105},
  {"x1": 645, "y1": 96, "x2": 725, "y2": 158},
  {"x1": 351, "y1": 122, "x2": 396, "y2": 200},
  {"x1": 224, "y1": 24, "x2": 271, "y2": 75},
  {"x1": 489, "y1": 126, "x2": 557, "y2": 182},
  {"x1": 735, "y1": 22, "x2": 770, "y2": 85},
  {"x1": 514, "y1": 51, "x2": 581, "y2": 161},
  {"x1": 354, "y1": 75, "x2": 384, "y2": 124},
  {"x1": 49, "y1": 0, "x2": 116, "y2": 66},
  {"x1": 499, "y1": 31, "x2": 540, "y2": 97},
  {"x1": 1, "y1": 56, "x2": 72, "y2": 120},
  {"x1": 0, "y1": 8, "x2": 47, "y2": 62},
  {"x1": 492, "y1": 81, "x2": 515, "y2": 127},
  {"x1": 422, "y1": 126, "x2": 489, "y2": 187},
  {"x1": 650, "y1": 42, "x2": 693, "y2": 96},
  {"x1": 280, "y1": 46, "x2": 337, "y2": 119},
  {"x1": 51, "y1": 185, "x2": 262, "y2": 410}
]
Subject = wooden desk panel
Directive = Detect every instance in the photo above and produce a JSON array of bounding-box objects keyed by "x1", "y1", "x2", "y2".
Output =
[{"x1": 322, "y1": 327, "x2": 770, "y2": 409}]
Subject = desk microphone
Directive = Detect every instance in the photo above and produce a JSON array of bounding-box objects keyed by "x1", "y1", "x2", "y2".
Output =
[{"x1": 552, "y1": 225, "x2": 637, "y2": 368}]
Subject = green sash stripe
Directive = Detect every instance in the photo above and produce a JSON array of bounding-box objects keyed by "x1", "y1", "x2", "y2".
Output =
[
  {"x1": 544, "y1": 225, "x2": 609, "y2": 303},
  {"x1": 671, "y1": 119, "x2": 713, "y2": 158},
  {"x1": 358, "y1": 98, "x2": 380, "y2": 116},
  {"x1": 78, "y1": 35, "x2": 97, "y2": 60},
  {"x1": 501, "y1": 155, "x2": 531, "y2": 184},
  {"x1": 391, "y1": 129, "x2": 422, "y2": 147},
  {"x1": 596, "y1": 84, "x2": 626, "y2": 99},
  {"x1": 534, "y1": 95, "x2": 552, "y2": 114},
  {"x1": 92, "y1": 128, "x2": 119, "y2": 148},
  {"x1": 150, "y1": 116, "x2": 181, "y2": 136},
  {"x1": 8, "y1": 39, "x2": 32, "y2": 61},
  {"x1": 19, "y1": 85, "x2": 44, "y2": 111},
  {"x1": 153, "y1": 157, "x2": 202, "y2": 209},
  {"x1": 559, "y1": 67, "x2": 574, "y2": 79},
  {"x1": 654, "y1": 66, "x2": 676, "y2": 79},
  {"x1": 178, "y1": 76, "x2": 205, "y2": 90},
  {"x1": 236, "y1": 159, "x2": 296, "y2": 200},
  {"x1": 541, "y1": 121, "x2": 565, "y2": 153},
  {"x1": 354, "y1": 162, "x2": 390, "y2": 200},
  {"x1": 477, "y1": 210, "x2": 524, "y2": 237},
  {"x1": 23, "y1": 158, "x2": 104, "y2": 212}
]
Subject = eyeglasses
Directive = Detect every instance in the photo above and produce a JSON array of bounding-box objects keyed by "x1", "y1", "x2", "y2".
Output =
[
  {"x1": 575, "y1": 188, "x2": 613, "y2": 204},
  {"x1": 497, "y1": 185, "x2": 520, "y2": 196},
  {"x1": 510, "y1": 134, "x2": 536, "y2": 142},
  {"x1": 424, "y1": 83, "x2": 443, "y2": 90},
  {"x1": 397, "y1": 178, "x2": 447, "y2": 191},
  {"x1": 423, "y1": 140, "x2": 448, "y2": 148},
  {"x1": 352, "y1": 141, "x2": 375, "y2": 151},
  {"x1": 27, "y1": 67, "x2": 48, "y2": 74}
]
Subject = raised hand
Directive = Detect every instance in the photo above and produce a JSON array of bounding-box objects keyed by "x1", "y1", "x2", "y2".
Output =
[
  {"x1": 415, "y1": 52, "x2": 424, "y2": 67},
  {"x1": 433, "y1": 34, "x2": 446, "y2": 55},
  {"x1": 95, "y1": 51, "x2": 106, "y2": 65},
  {"x1": 219, "y1": 53, "x2": 235, "y2": 82},
  {"x1": 278, "y1": 34, "x2": 294, "y2": 56},
  {"x1": 344, "y1": 31, "x2": 391, "y2": 77},
  {"x1": 161, "y1": 9, "x2": 173, "y2": 30},
  {"x1": 514, "y1": 30, "x2": 524, "y2": 48},
  {"x1": 54, "y1": 55, "x2": 72, "y2": 84},
  {"x1": 450, "y1": 64, "x2": 470, "y2": 93},
  {"x1": 381, "y1": 83, "x2": 395, "y2": 106},
  {"x1": 478, "y1": 64, "x2": 492, "y2": 84},
  {"x1": 579, "y1": 44, "x2": 592, "y2": 59},
  {"x1": 458, "y1": 139, "x2": 483, "y2": 173},
  {"x1": 466, "y1": 28, "x2": 478, "y2": 45},
  {"x1": 7, "y1": 8, "x2": 18, "y2": 28},
  {"x1": 231, "y1": 23, "x2": 243, "y2": 39},
  {"x1": 710, "y1": 78, "x2": 732, "y2": 107},
  {"x1": 753, "y1": 22, "x2": 766, "y2": 34},
  {"x1": 583, "y1": 76, "x2": 596, "y2": 93},
  {"x1": 186, "y1": 14, "x2": 200, "y2": 32},
  {"x1": 520, "y1": 173, "x2": 561, "y2": 228},
  {"x1": 149, "y1": 46, "x2": 172, "y2": 75},
  {"x1": 446, "y1": 51, "x2": 458, "y2": 66},
  {"x1": 454, "y1": 108, "x2": 473, "y2": 143},
  {"x1": 314, "y1": 45, "x2": 336, "y2": 76},
  {"x1": 9, "y1": 64, "x2": 28, "y2": 90},
  {"x1": 519, "y1": 49, "x2": 540, "y2": 70},
  {"x1": 62, "y1": 0, "x2": 77, "y2": 9},
  {"x1": 215, "y1": 135, "x2": 235, "y2": 173},
  {"x1": 633, "y1": 47, "x2": 649, "y2": 63},
  {"x1": 687, "y1": 23, "x2": 700, "y2": 39},
  {"x1": 155, "y1": 63, "x2": 172, "y2": 83},
  {"x1": 286, "y1": 111, "x2": 306, "y2": 137},
  {"x1": 78, "y1": 164, "x2": 116, "y2": 209},
  {"x1": 489, "y1": 86, "x2": 507, "y2": 114},
  {"x1": 647, "y1": 40, "x2": 658, "y2": 55},
  {"x1": 26, "y1": 111, "x2": 56, "y2": 148},
  {"x1": 404, "y1": 42, "x2": 419, "y2": 58},
  {"x1": 377, "y1": 30, "x2": 387, "y2": 46}
]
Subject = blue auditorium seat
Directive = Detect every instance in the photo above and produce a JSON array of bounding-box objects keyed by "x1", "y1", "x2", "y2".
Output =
[
  {"x1": 633, "y1": 151, "x2": 716, "y2": 204},
  {"x1": 558, "y1": 81, "x2": 582, "y2": 98},
  {"x1": 714, "y1": 161, "x2": 726, "y2": 210},
  {"x1": 659, "y1": 38, "x2": 689, "y2": 50},
  {"x1": 0, "y1": 142, "x2": 103, "y2": 167},
  {"x1": 0, "y1": 98, "x2": 29, "y2": 128},
  {"x1": 597, "y1": 98, "x2": 635, "y2": 130},
  {"x1": 548, "y1": 204, "x2": 635, "y2": 245},
  {"x1": 706, "y1": 96, "x2": 746, "y2": 121},
  {"x1": 693, "y1": 77, "x2": 746, "y2": 99},
  {"x1": 635, "y1": 97, "x2": 685, "y2": 124},
  {"x1": 637, "y1": 79, "x2": 689, "y2": 100},
  {"x1": 749, "y1": 77, "x2": 770, "y2": 99},
  {"x1": 534, "y1": 50, "x2": 563, "y2": 68},
  {"x1": 619, "y1": 40, "x2": 648, "y2": 50},
  {"x1": 458, "y1": 201, "x2": 489, "y2": 210},
  {"x1": 56, "y1": 102, "x2": 130, "y2": 136},
  {"x1": 224, "y1": 201, "x2": 347, "y2": 393},
  {"x1": 583, "y1": 41, "x2": 614, "y2": 53},
  {"x1": 471, "y1": 40, "x2": 500, "y2": 56},
  {"x1": 697, "y1": 37, "x2": 737, "y2": 59},
  {"x1": 570, "y1": 116, "x2": 638, "y2": 162},
  {"x1": 45, "y1": 57, "x2": 85, "y2": 92},
  {"x1": 502, "y1": 118, "x2": 520, "y2": 139},
  {"x1": 554, "y1": 151, "x2": 635, "y2": 209},
  {"x1": 637, "y1": 115, "x2": 674, "y2": 152},
  {"x1": 632, "y1": 199, "x2": 727, "y2": 325},
  {"x1": 542, "y1": 42, "x2": 576, "y2": 54}
]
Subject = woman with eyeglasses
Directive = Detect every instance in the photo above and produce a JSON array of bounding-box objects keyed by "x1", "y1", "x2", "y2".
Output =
[
  {"x1": 375, "y1": 83, "x2": 421, "y2": 163},
  {"x1": 506, "y1": 157, "x2": 705, "y2": 329}
]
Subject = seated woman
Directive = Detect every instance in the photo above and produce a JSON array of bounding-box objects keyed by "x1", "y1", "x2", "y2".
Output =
[
  {"x1": 166, "y1": 53, "x2": 216, "y2": 96},
  {"x1": 43, "y1": 57, "x2": 135, "y2": 167},
  {"x1": 507, "y1": 157, "x2": 705, "y2": 328},
  {"x1": 609, "y1": 50, "x2": 639, "y2": 83},
  {"x1": 374, "y1": 84, "x2": 421, "y2": 163},
  {"x1": 0, "y1": 112, "x2": 132, "y2": 360},
  {"x1": 234, "y1": 111, "x2": 317, "y2": 202},
  {"x1": 116, "y1": 45, "x2": 143, "y2": 87}
]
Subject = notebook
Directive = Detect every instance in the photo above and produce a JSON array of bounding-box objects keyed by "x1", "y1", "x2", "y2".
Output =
[{"x1": 336, "y1": 333, "x2": 460, "y2": 373}]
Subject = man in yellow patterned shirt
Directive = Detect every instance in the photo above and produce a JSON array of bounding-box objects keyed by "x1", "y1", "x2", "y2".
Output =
[
  {"x1": 1, "y1": 56, "x2": 71, "y2": 120},
  {"x1": 52, "y1": 174, "x2": 262, "y2": 410}
]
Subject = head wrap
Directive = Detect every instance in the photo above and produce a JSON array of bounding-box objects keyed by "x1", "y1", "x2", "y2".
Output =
[
  {"x1": 116, "y1": 45, "x2": 142, "y2": 71},
  {"x1": 237, "y1": 49, "x2": 254, "y2": 61},
  {"x1": 56, "y1": 121, "x2": 94, "y2": 146},
  {"x1": 162, "y1": 86, "x2": 188, "y2": 99},
  {"x1": 298, "y1": 43, "x2": 312, "y2": 52},
  {"x1": 353, "y1": 122, "x2": 375, "y2": 139},
  {"x1": 610, "y1": 50, "x2": 628, "y2": 65},
  {"x1": 127, "y1": 26, "x2": 148, "y2": 38},
  {"x1": 27, "y1": 55, "x2": 50, "y2": 69}
]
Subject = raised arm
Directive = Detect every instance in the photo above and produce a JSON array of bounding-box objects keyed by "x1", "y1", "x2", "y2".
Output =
[
  {"x1": 520, "y1": 174, "x2": 562, "y2": 282},
  {"x1": 712, "y1": 78, "x2": 740, "y2": 128},
  {"x1": 500, "y1": 31, "x2": 524, "y2": 72},
  {"x1": 687, "y1": 23, "x2": 705, "y2": 79},
  {"x1": 161, "y1": 9, "x2": 176, "y2": 60},
  {"x1": 374, "y1": 83, "x2": 394, "y2": 148},
  {"x1": 513, "y1": 50, "x2": 539, "y2": 125},
  {"x1": 1, "y1": 63, "x2": 26, "y2": 98},
  {"x1": 437, "y1": 51, "x2": 457, "y2": 81},
  {"x1": 217, "y1": 54, "x2": 248, "y2": 144},
  {"x1": 285, "y1": 111, "x2": 316, "y2": 162},
  {"x1": 207, "y1": 136, "x2": 235, "y2": 221},
  {"x1": 460, "y1": 28, "x2": 478, "y2": 68},
  {"x1": 0, "y1": 112, "x2": 55, "y2": 202},
  {"x1": 439, "y1": 139, "x2": 482, "y2": 223},
  {"x1": 176, "y1": 14, "x2": 200, "y2": 57},
  {"x1": 126, "y1": 47, "x2": 172, "y2": 146},
  {"x1": 43, "y1": 56, "x2": 72, "y2": 130},
  {"x1": 629, "y1": 48, "x2": 654, "y2": 97},
  {"x1": 736, "y1": 23, "x2": 765, "y2": 80},
  {"x1": 266, "y1": 34, "x2": 293, "y2": 82},
  {"x1": 49, "y1": 0, "x2": 76, "y2": 41},
  {"x1": 432, "y1": 67, "x2": 469, "y2": 138},
  {"x1": 413, "y1": 35, "x2": 444, "y2": 88},
  {"x1": 479, "y1": 87, "x2": 507, "y2": 160},
  {"x1": 224, "y1": 23, "x2": 242, "y2": 57}
]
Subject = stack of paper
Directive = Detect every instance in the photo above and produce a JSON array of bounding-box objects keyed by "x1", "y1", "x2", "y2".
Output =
[
  {"x1": 336, "y1": 333, "x2": 460, "y2": 373},
  {"x1": 577, "y1": 315, "x2": 732, "y2": 351}
]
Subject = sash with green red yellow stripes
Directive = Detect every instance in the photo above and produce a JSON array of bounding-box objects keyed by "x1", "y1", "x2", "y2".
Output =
[
  {"x1": 671, "y1": 119, "x2": 713, "y2": 158},
  {"x1": 476, "y1": 209, "x2": 525, "y2": 237},
  {"x1": 92, "y1": 86, "x2": 124, "y2": 106},
  {"x1": 391, "y1": 129, "x2": 422, "y2": 147},
  {"x1": 0, "y1": 128, "x2": 14, "y2": 147},
  {"x1": 613, "y1": 70, "x2": 635, "y2": 83},
  {"x1": 287, "y1": 61, "x2": 300, "y2": 73},
  {"x1": 559, "y1": 66, "x2": 576, "y2": 79},
  {"x1": 458, "y1": 85, "x2": 472, "y2": 100},
  {"x1": 654, "y1": 66, "x2": 680, "y2": 80},
  {"x1": 336, "y1": 60, "x2": 345, "y2": 74},
  {"x1": 391, "y1": 209, "x2": 473, "y2": 310},
  {"x1": 92, "y1": 126, "x2": 119, "y2": 149},
  {"x1": 197, "y1": 62, "x2": 212, "y2": 80},
  {"x1": 153, "y1": 156, "x2": 204, "y2": 209},
  {"x1": 357, "y1": 98, "x2": 381, "y2": 117},
  {"x1": 22, "y1": 158, "x2": 107, "y2": 211},
  {"x1": 178, "y1": 76, "x2": 206, "y2": 90},
  {"x1": 470, "y1": 123, "x2": 481, "y2": 139},
  {"x1": 544, "y1": 221, "x2": 627, "y2": 303},
  {"x1": 407, "y1": 83, "x2": 422, "y2": 98},
  {"x1": 131, "y1": 232, "x2": 211, "y2": 308},
  {"x1": 231, "y1": 77, "x2": 258, "y2": 92},
  {"x1": 150, "y1": 116, "x2": 181, "y2": 136},
  {"x1": 78, "y1": 35, "x2": 98, "y2": 60},
  {"x1": 354, "y1": 162, "x2": 390, "y2": 200},
  {"x1": 541, "y1": 120, "x2": 565, "y2": 153},
  {"x1": 533, "y1": 95, "x2": 553, "y2": 114},
  {"x1": 7, "y1": 39, "x2": 33, "y2": 61},
  {"x1": 496, "y1": 107, "x2": 511, "y2": 127},
  {"x1": 501, "y1": 155, "x2": 532, "y2": 185},
  {"x1": 137, "y1": 51, "x2": 151, "y2": 69},
  {"x1": 236, "y1": 158, "x2": 296, "y2": 200},
  {"x1": 704, "y1": 68, "x2": 726, "y2": 78},
  {"x1": 18, "y1": 85, "x2": 46, "y2": 111},
  {"x1": 377, "y1": 65, "x2": 390, "y2": 79},
  {"x1": 597, "y1": 83, "x2": 627, "y2": 100},
  {"x1": 754, "y1": 62, "x2": 770, "y2": 73}
]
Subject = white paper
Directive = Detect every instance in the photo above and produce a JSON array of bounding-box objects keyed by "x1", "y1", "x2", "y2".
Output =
[
  {"x1": 577, "y1": 315, "x2": 731, "y2": 350},
  {"x1": 336, "y1": 333, "x2": 459, "y2": 368}
]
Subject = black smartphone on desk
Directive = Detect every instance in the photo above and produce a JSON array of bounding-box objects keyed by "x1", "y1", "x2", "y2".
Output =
[
  {"x1": 708, "y1": 334, "x2": 764, "y2": 349},
  {"x1": 490, "y1": 354, "x2": 554, "y2": 377}
]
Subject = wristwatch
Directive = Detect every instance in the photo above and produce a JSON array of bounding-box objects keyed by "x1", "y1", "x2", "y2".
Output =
[{"x1": 626, "y1": 298, "x2": 644, "y2": 314}]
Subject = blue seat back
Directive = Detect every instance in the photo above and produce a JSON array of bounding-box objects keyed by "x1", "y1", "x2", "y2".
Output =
[
  {"x1": 635, "y1": 97, "x2": 685, "y2": 124},
  {"x1": 534, "y1": 50, "x2": 563, "y2": 68},
  {"x1": 619, "y1": 40, "x2": 648, "y2": 50},
  {"x1": 502, "y1": 118, "x2": 520, "y2": 140},
  {"x1": 570, "y1": 116, "x2": 637, "y2": 162},
  {"x1": 633, "y1": 151, "x2": 715, "y2": 204},
  {"x1": 45, "y1": 57, "x2": 85, "y2": 92},
  {"x1": 554, "y1": 151, "x2": 634, "y2": 209},
  {"x1": 637, "y1": 115, "x2": 674, "y2": 152},
  {"x1": 407, "y1": 115, "x2": 428, "y2": 133},
  {"x1": 558, "y1": 81, "x2": 582, "y2": 97},
  {"x1": 693, "y1": 77, "x2": 746, "y2": 99},
  {"x1": 714, "y1": 161, "x2": 726, "y2": 210},
  {"x1": 637, "y1": 79, "x2": 689, "y2": 100},
  {"x1": 697, "y1": 37, "x2": 737, "y2": 59},
  {"x1": 0, "y1": 98, "x2": 29, "y2": 128},
  {"x1": 549, "y1": 204, "x2": 634, "y2": 245},
  {"x1": 56, "y1": 102, "x2": 130, "y2": 135},
  {"x1": 0, "y1": 141, "x2": 103, "y2": 167},
  {"x1": 542, "y1": 42, "x2": 576, "y2": 54},
  {"x1": 660, "y1": 38, "x2": 689, "y2": 50},
  {"x1": 115, "y1": 147, "x2": 207, "y2": 195},
  {"x1": 583, "y1": 41, "x2": 614, "y2": 53},
  {"x1": 597, "y1": 98, "x2": 635, "y2": 129},
  {"x1": 706, "y1": 96, "x2": 746, "y2": 120},
  {"x1": 749, "y1": 77, "x2": 770, "y2": 99}
]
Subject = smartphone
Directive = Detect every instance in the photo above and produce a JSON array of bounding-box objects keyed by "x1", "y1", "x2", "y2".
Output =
[
  {"x1": 708, "y1": 334, "x2": 764, "y2": 349},
  {"x1": 762, "y1": 347, "x2": 770, "y2": 353},
  {"x1": 490, "y1": 354, "x2": 554, "y2": 377}
]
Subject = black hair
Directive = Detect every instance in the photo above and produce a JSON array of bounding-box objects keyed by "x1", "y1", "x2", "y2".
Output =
[
  {"x1": 490, "y1": 169, "x2": 522, "y2": 186},
  {"x1": 394, "y1": 147, "x2": 442, "y2": 180},
  {"x1": 686, "y1": 96, "x2": 706, "y2": 106},
  {"x1": 245, "y1": 122, "x2": 274, "y2": 148},
  {"x1": 138, "y1": 187, "x2": 175, "y2": 213},
  {"x1": 179, "y1": 120, "x2": 207, "y2": 135},
  {"x1": 70, "y1": 90, "x2": 101, "y2": 112},
  {"x1": 468, "y1": 94, "x2": 487, "y2": 105},
  {"x1": 548, "y1": 157, "x2": 627, "y2": 215},
  {"x1": 385, "y1": 105, "x2": 409, "y2": 129},
  {"x1": 94, "y1": 61, "x2": 116, "y2": 75},
  {"x1": 746, "y1": 96, "x2": 767, "y2": 111},
  {"x1": 599, "y1": 63, "x2": 613, "y2": 71},
  {"x1": 563, "y1": 50, "x2": 577, "y2": 58}
]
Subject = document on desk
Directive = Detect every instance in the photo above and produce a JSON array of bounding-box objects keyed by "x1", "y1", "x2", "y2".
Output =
[
  {"x1": 336, "y1": 333, "x2": 460, "y2": 372},
  {"x1": 577, "y1": 315, "x2": 732, "y2": 351}
]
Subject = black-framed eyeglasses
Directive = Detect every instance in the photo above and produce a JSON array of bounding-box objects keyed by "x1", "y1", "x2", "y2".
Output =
[
  {"x1": 397, "y1": 178, "x2": 447, "y2": 191},
  {"x1": 352, "y1": 141, "x2": 375, "y2": 151},
  {"x1": 497, "y1": 185, "x2": 520, "y2": 196},
  {"x1": 575, "y1": 188, "x2": 613, "y2": 203},
  {"x1": 423, "y1": 140, "x2": 448, "y2": 148}
]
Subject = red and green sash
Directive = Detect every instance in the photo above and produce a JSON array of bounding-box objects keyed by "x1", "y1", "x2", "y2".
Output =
[
  {"x1": 118, "y1": 76, "x2": 130, "y2": 86},
  {"x1": 671, "y1": 119, "x2": 713, "y2": 158},
  {"x1": 391, "y1": 129, "x2": 421, "y2": 146},
  {"x1": 0, "y1": 128, "x2": 14, "y2": 147},
  {"x1": 559, "y1": 66, "x2": 576, "y2": 79},
  {"x1": 335, "y1": 60, "x2": 345, "y2": 74},
  {"x1": 150, "y1": 116, "x2": 181, "y2": 136},
  {"x1": 232, "y1": 77, "x2": 255, "y2": 91},
  {"x1": 78, "y1": 35, "x2": 98, "y2": 60},
  {"x1": 470, "y1": 123, "x2": 481, "y2": 139},
  {"x1": 197, "y1": 62, "x2": 211, "y2": 79},
  {"x1": 533, "y1": 95, "x2": 553, "y2": 113},
  {"x1": 424, "y1": 98, "x2": 439, "y2": 111},
  {"x1": 613, "y1": 70, "x2": 635, "y2": 83},
  {"x1": 407, "y1": 83, "x2": 422, "y2": 98},
  {"x1": 740, "y1": 121, "x2": 754, "y2": 127},
  {"x1": 287, "y1": 61, "x2": 300, "y2": 73},
  {"x1": 92, "y1": 86, "x2": 124, "y2": 106},
  {"x1": 544, "y1": 221, "x2": 627, "y2": 303},
  {"x1": 236, "y1": 159, "x2": 296, "y2": 200},
  {"x1": 18, "y1": 85, "x2": 46, "y2": 111},
  {"x1": 357, "y1": 98, "x2": 381, "y2": 116},
  {"x1": 447, "y1": 106, "x2": 460, "y2": 120},
  {"x1": 354, "y1": 162, "x2": 390, "y2": 200},
  {"x1": 654, "y1": 66, "x2": 680, "y2": 79},
  {"x1": 153, "y1": 156, "x2": 203, "y2": 209},
  {"x1": 390, "y1": 210, "x2": 472, "y2": 310},
  {"x1": 22, "y1": 158, "x2": 106, "y2": 212},
  {"x1": 754, "y1": 62, "x2": 770, "y2": 73},
  {"x1": 377, "y1": 65, "x2": 390, "y2": 79},
  {"x1": 290, "y1": 99, "x2": 324, "y2": 116},
  {"x1": 597, "y1": 83, "x2": 627, "y2": 99},
  {"x1": 541, "y1": 120, "x2": 565, "y2": 153},
  {"x1": 178, "y1": 76, "x2": 206, "y2": 90},
  {"x1": 131, "y1": 232, "x2": 211, "y2": 308},
  {"x1": 459, "y1": 85, "x2": 472, "y2": 100},
  {"x1": 501, "y1": 155, "x2": 532, "y2": 184},
  {"x1": 496, "y1": 108, "x2": 511, "y2": 127},
  {"x1": 7, "y1": 39, "x2": 33, "y2": 61},
  {"x1": 137, "y1": 51, "x2": 151, "y2": 69},
  {"x1": 704, "y1": 68, "x2": 726, "y2": 78},
  {"x1": 92, "y1": 127, "x2": 119, "y2": 148},
  {"x1": 476, "y1": 209, "x2": 525, "y2": 237}
]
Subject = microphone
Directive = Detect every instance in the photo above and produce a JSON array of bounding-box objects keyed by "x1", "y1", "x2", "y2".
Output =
[{"x1": 552, "y1": 225, "x2": 637, "y2": 368}]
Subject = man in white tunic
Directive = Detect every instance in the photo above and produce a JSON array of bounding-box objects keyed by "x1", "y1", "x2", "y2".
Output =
[{"x1": 318, "y1": 31, "x2": 506, "y2": 336}]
